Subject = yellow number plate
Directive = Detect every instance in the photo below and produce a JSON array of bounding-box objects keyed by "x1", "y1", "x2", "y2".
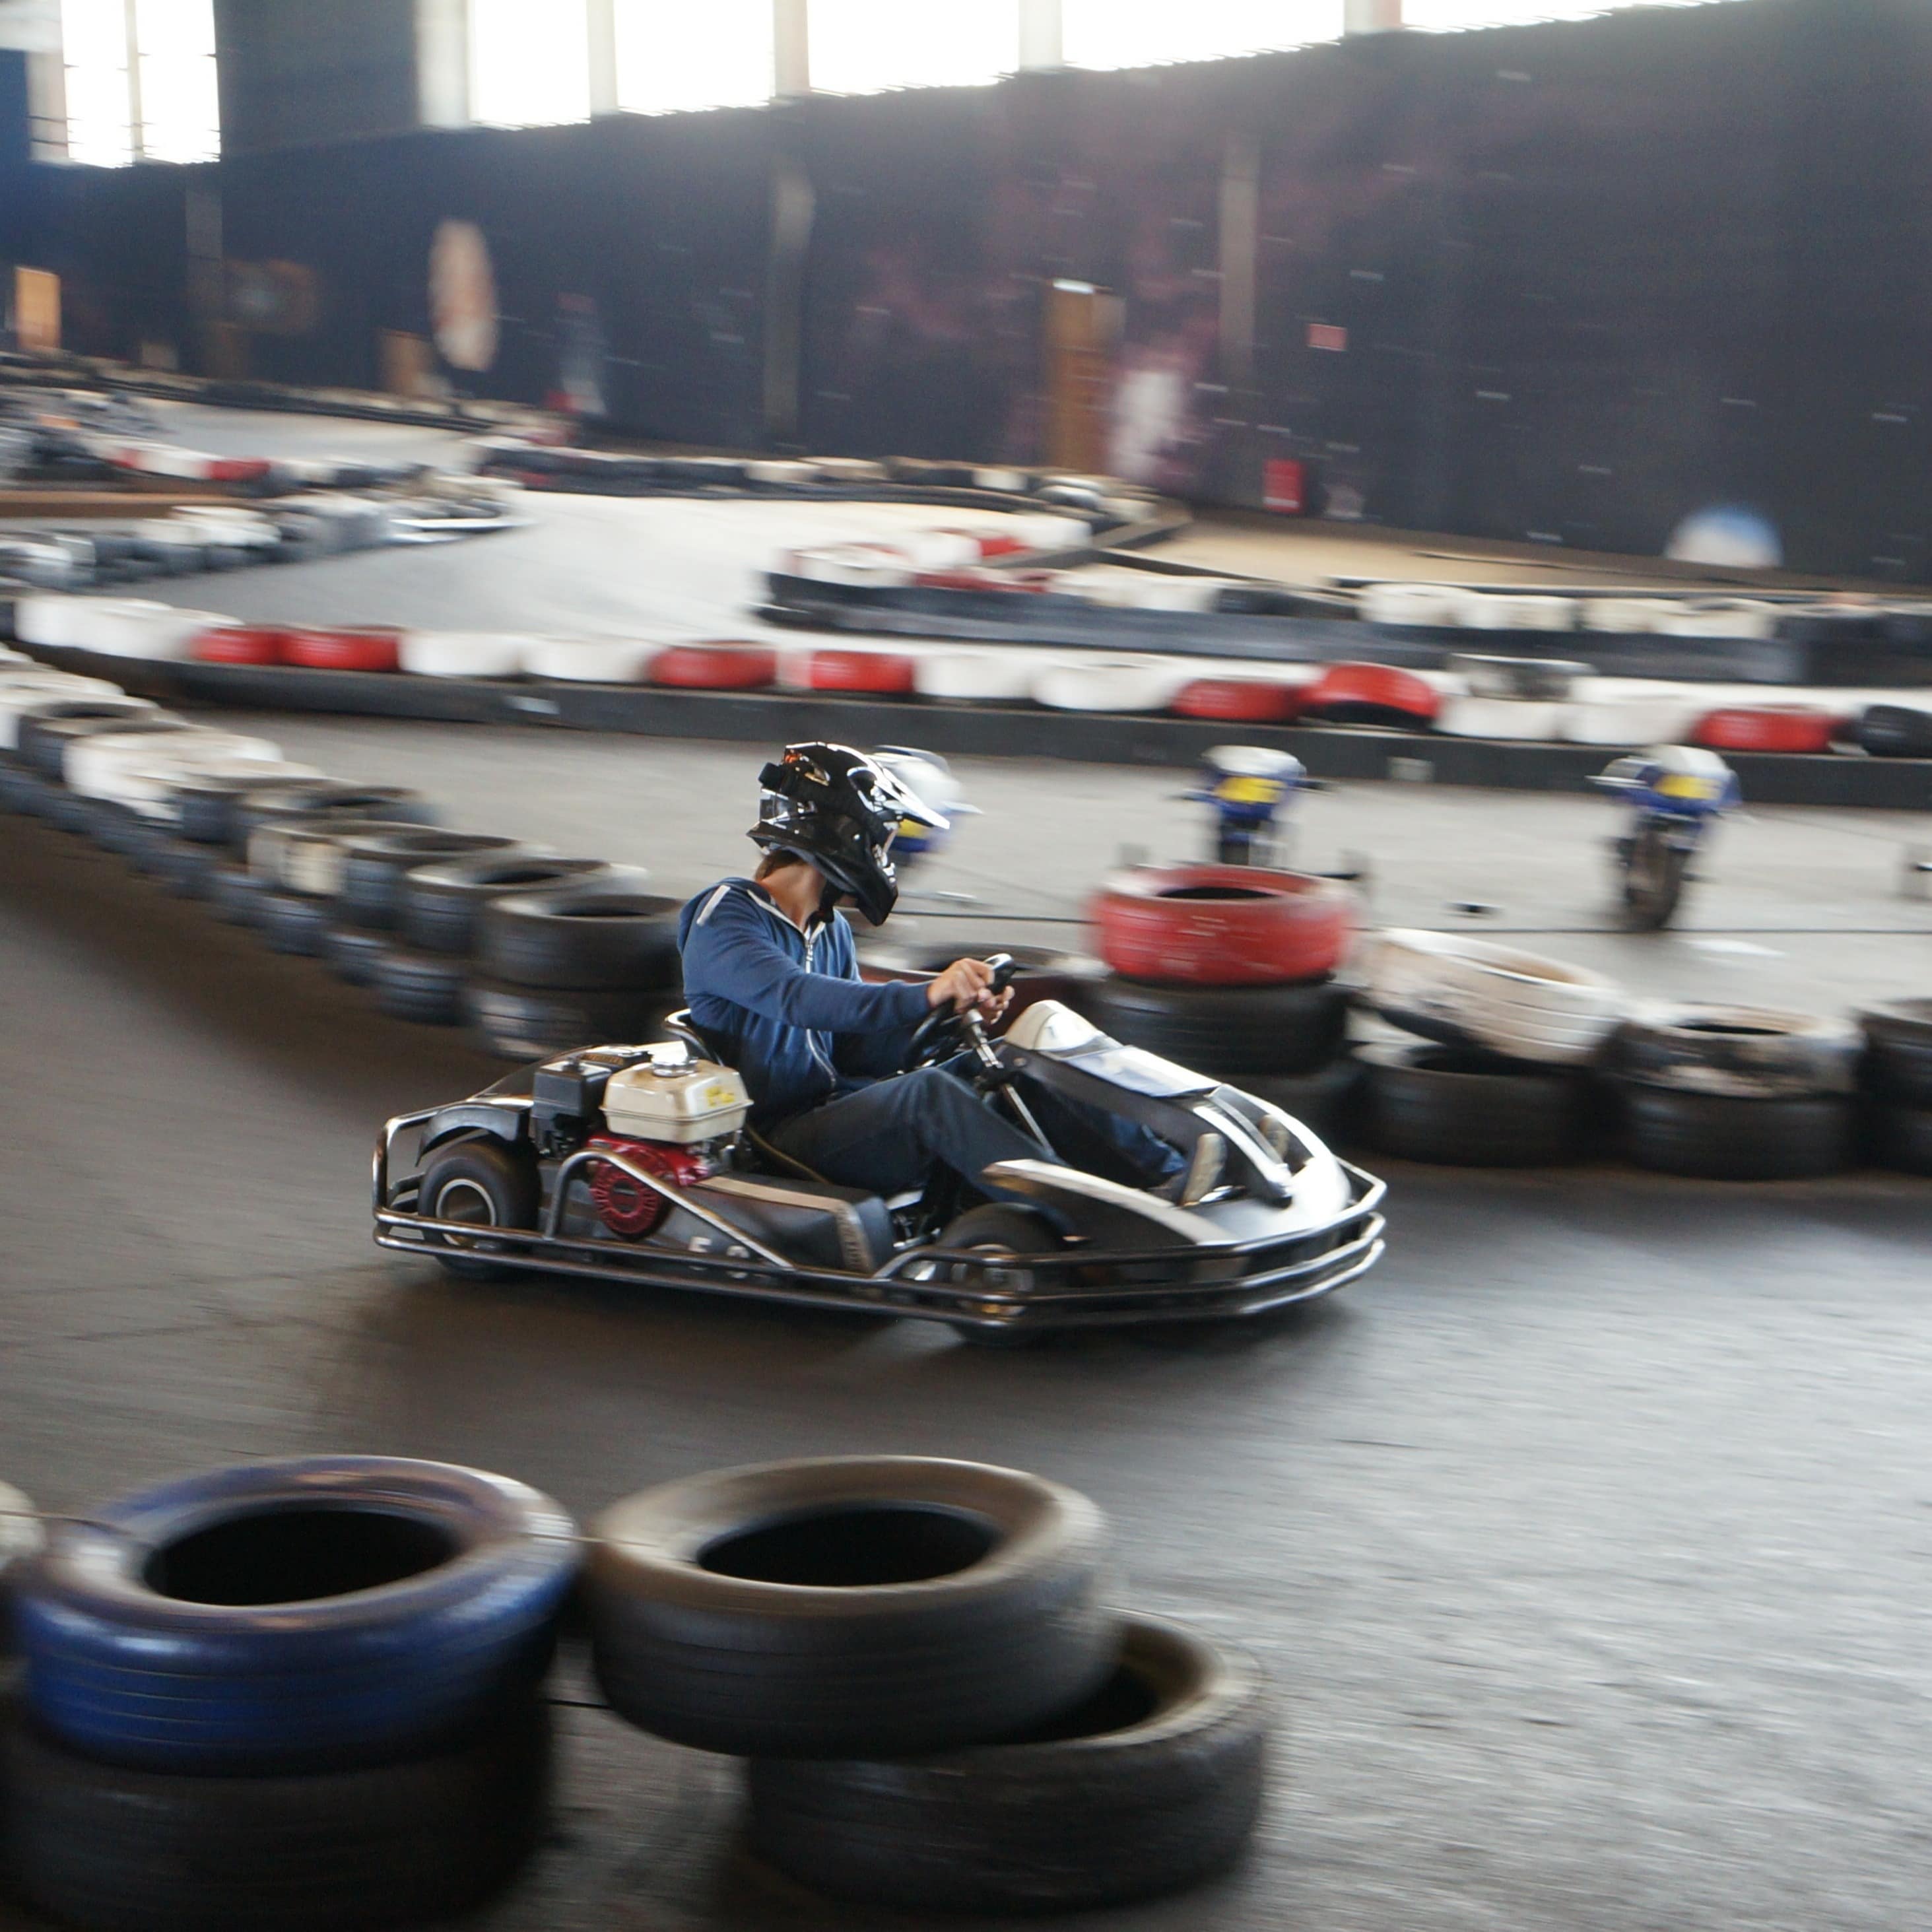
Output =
[
  {"x1": 1217, "y1": 776, "x2": 1284, "y2": 805},
  {"x1": 1657, "y1": 774, "x2": 1717, "y2": 800}
]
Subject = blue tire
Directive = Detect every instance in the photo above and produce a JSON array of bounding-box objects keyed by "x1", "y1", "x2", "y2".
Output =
[{"x1": 16, "y1": 1456, "x2": 578, "y2": 1774}]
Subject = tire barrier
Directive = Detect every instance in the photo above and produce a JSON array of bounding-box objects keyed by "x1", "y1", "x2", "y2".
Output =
[
  {"x1": 1616, "y1": 1084, "x2": 1853, "y2": 1180},
  {"x1": 1170, "y1": 676, "x2": 1304, "y2": 722},
  {"x1": 1857, "y1": 702, "x2": 1932, "y2": 758},
  {"x1": 1034, "y1": 657, "x2": 1183, "y2": 713},
  {"x1": 400, "y1": 854, "x2": 613, "y2": 956},
  {"x1": 744, "y1": 1611, "x2": 1268, "y2": 1914},
  {"x1": 15, "y1": 1456, "x2": 580, "y2": 1774},
  {"x1": 1357, "y1": 1043, "x2": 1591, "y2": 1167},
  {"x1": 1, "y1": 1479, "x2": 42, "y2": 1655},
  {"x1": 0, "y1": 1452, "x2": 1267, "y2": 1922},
  {"x1": 1691, "y1": 704, "x2": 1842, "y2": 754},
  {"x1": 1092, "y1": 865, "x2": 1356, "y2": 987},
  {"x1": 1362, "y1": 929, "x2": 1628, "y2": 1067},
  {"x1": 586, "y1": 1457, "x2": 1114, "y2": 1758},
  {"x1": 1609, "y1": 1003, "x2": 1862, "y2": 1098},
  {"x1": 649, "y1": 642, "x2": 778, "y2": 690},
  {"x1": 1089, "y1": 976, "x2": 1350, "y2": 1079},
  {"x1": 1300, "y1": 661, "x2": 1440, "y2": 729},
  {"x1": 281, "y1": 626, "x2": 402, "y2": 673},
  {"x1": 807, "y1": 648, "x2": 918, "y2": 695}
]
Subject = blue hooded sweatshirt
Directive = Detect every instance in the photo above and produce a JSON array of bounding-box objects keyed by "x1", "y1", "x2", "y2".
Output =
[{"x1": 677, "y1": 877, "x2": 929, "y2": 1123}]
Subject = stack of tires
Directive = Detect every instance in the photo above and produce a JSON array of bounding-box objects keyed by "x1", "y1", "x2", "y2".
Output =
[
  {"x1": 1604, "y1": 1005, "x2": 1862, "y2": 1179},
  {"x1": 3, "y1": 1456, "x2": 578, "y2": 1932},
  {"x1": 1857, "y1": 1000, "x2": 1932, "y2": 1174},
  {"x1": 585, "y1": 1455, "x2": 1269, "y2": 1915},
  {"x1": 1356, "y1": 930, "x2": 1629, "y2": 1164},
  {"x1": 1086, "y1": 865, "x2": 1358, "y2": 1131},
  {"x1": 464, "y1": 879, "x2": 686, "y2": 1059}
]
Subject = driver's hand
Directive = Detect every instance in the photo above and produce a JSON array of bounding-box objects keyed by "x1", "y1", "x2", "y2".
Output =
[{"x1": 927, "y1": 957, "x2": 1001, "y2": 1016}]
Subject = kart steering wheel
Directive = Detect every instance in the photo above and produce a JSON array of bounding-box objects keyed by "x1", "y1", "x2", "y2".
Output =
[{"x1": 906, "y1": 954, "x2": 1016, "y2": 1070}]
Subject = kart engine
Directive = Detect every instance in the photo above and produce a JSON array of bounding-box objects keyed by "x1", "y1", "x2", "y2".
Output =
[
  {"x1": 531, "y1": 1048, "x2": 754, "y2": 1242},
  {"x1": 587, "y1": 1135, "x2": 712, "y2": 1236}
]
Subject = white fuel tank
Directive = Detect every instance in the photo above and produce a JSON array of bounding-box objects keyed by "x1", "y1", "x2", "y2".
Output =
[{"x1": 602, "y1": 1057, "x2": 751, "y2": 1145}]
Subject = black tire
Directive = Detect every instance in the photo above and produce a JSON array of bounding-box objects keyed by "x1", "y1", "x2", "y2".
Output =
[
  {"x1": 416, "y1": 1135, "x2": 541, "y2": 1279},
  {"x1": 935, "y1": 1205, "x2": 1067, "y2": 1347},
  {"x1": 3, "y1": 1693, "x2": 551, "y2": 1932},
  {"x1": 462, "y1": 980, "x2": 679, "y2": 1059},
  {"x1": 172, "y1": 772, "x2": 330, "y2": 847},
  {"x1": 1618, "y1": 1081, "x2": 1851, "y2": 1180},
  {"x1": 44, "y1": 783, "x2": 98, "y2": 832},
  {"x1": 1856, "y1": 702, "x2": 1932, "y2": 758},
  {"x1": 231, "y1": 783, "x2": 436, "y2": 853},
  {"x1": 374, "y1": 948, "x2": 467, "y2": 1025},
  {"x1": 1090, "y1": 974, "x2": 1349, "y2": 1077},
  {"x1": 586, "y1": 1456, "x2": 1116, "y2": 1758},
  {"x1": 150, "y1": 834, "x2": 218, "y2": 898},
  {"x1": 1871, "y1": 1102, "x2": 1932, "y2": 1176},
  {"x1": 1, "y1": 1477, "x2": 43, "y2": 1656},
  {"x1": 1857, "y1": 999, "x2": 1932, "y2": 1105},
  {"x1": 0, "y1": 762, "x2": 53, "y2": 813},
  {"x1": 14, "y1": 700, "x2": 165, "y2": 779},
  {"x1": 336, "y1": 830, "x2": 523, "y2": 932},
  {"x1": 401, "y1": 854, "x2": 617, "y2": 956},
  {"x1": 1611, "y1": 1004, "x2": 1861, "y2": 1098},
  {"x1": 1240, "y1": 1054, "x2": 1364, "y2": 1138},
  {"x1": 88, "y1": 801, "x2": 148, "y2": 857},
  {"x1": 15, "y1": 1455, "x2": 577, "y2": 1775},
  {"x1": 477, "y1": 885, "x2": 683, "y2": 991},
  {"x1": 323, "y1": 924, "x2": 391, "y2": 985},
  {"x1": 745, "y1": 1613, "x2": 1268, "y2": 1914},
  {"x1": 207, "y1": 862, "x2": 270, "y2": 926},
  {"x1": 259, "y1": 888, "x2": 332, "y2": 956},
  {"x1": 1360, "y1": 1042, "x2": 1589, "y2": 1166},
  {"x1": 1620, "y1": 824, "x2": 1688, "y2": 931}
]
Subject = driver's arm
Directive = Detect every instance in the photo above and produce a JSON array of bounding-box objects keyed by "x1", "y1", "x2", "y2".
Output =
[{"x1": 682, "y1": 886, "x2": 931, "y2": 1036}]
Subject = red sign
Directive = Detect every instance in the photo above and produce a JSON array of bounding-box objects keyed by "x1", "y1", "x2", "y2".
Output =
[
  {"x1": 1263, "y1": 459, "x2": 1306, "y2": 515},
  {"x1": 1308, "y1": 323, "x2": 1348, "y2": 352}
]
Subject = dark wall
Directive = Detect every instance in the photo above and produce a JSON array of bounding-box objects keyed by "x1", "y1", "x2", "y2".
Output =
[
  {"x1": 213, "y1": 0, "x2": 419, "y2": 154},
  {"x1": 15, "y1": 0, "x2": 1932, "y2": 578}
]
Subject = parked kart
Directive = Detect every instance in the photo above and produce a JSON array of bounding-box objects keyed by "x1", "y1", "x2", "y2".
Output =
[
  {"x1": 1592, "y1": 745, "x2": 1739, "y2": 931},
  {"x1": 374, "y1": 956, "x2": 1386, "y2": 1337}
]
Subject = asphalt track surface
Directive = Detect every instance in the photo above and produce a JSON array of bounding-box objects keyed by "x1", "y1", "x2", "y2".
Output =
[
  {"x1": 4, "y1": 724, "x2": 1930, "y2": 1932},
  {"x1": 2, "y1": 407, "x2": 1929, "y2": 1929}
]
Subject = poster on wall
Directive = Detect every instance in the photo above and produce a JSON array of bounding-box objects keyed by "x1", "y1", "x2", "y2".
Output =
[
  {"x1": 15, "y1": 267, "x2": 59, "y2": 354},
  {"x1": 428, "y1": 220, "x2": 498, "y2": 373}
]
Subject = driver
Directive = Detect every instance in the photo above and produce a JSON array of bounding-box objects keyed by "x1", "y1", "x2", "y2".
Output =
[{"x1": 677, "y1": 742, "x2": 1176, "y2": 1204}]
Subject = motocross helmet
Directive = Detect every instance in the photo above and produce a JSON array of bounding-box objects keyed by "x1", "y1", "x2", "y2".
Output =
[{"x1": 749, "y1": 741, "x2": 947, "y2": 925}]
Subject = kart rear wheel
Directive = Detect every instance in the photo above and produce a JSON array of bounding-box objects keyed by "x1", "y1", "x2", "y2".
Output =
[
  {"x1": 417, "y1": 1138, "x2": 539, "y2": 1281},
  {"x1": 1621, "y1": 824, "x2": 1688, "y2": 931}
]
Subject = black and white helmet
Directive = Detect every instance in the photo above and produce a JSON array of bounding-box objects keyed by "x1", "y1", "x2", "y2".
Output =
[{"x1": 749, "y1": 741, "x2": 947, "y2": 925}]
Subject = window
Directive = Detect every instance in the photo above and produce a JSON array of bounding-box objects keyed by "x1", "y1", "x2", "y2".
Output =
[
  {"x1": 58, "y1": 0, "x2": 219, "y2": 165},
  {"x1": 808, "y1": 0, "x2": 1020, "y2": 94},
  {"x1": 615, "y1": 0, "x2": 774, "y2": 114},
  {"x1": 470, "y1": 0, "x2": 591, "y2": 127},
  {"x1": 59, "y1": 0, "x2": 132, "y2": 165},
  {"x1": 1062, "y1": 0, "x2": 1344, "y2": 70},
  {"x1": 133, "y1": 0, "x2": 220, "y2": 164},
  {"x1": 1401, "y1": 0, "x2": 1743, "y2": 27}
]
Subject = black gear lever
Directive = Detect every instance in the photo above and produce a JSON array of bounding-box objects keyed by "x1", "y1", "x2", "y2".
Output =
[{"x1": 958, "y1": 954, "x2": 1051, "y2": 1152}]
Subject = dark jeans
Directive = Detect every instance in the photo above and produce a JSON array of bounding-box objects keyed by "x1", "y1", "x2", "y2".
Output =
[{"x1": 766, "y1": 1058, "x2": 1182, "y2": 1203}]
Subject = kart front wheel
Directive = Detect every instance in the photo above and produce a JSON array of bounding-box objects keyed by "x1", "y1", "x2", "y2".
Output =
[
  {"x1": 1621, "y1": 823, "x2": 1689, "y2": 931},
  {"x1": 939, "y1": 1205, "x2": 1064, "y2": 1348},
  {"x1": 418, "y1": 1137, "x2": 539, "y2": 1281}
]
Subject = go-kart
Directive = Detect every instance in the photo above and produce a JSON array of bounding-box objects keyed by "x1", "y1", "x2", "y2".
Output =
[{"x1": 372, "y1": 956, "x2": 1386, "y2": 1336}]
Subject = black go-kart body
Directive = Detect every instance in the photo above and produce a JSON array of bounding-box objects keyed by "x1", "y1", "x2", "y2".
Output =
[{"x1": 373, "y1": 996, "x2": 1385, "y2": 1337}]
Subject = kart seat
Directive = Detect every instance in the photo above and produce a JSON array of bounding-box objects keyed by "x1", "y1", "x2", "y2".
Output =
[{"x1": 663, "y1": 1007, "x2": 731, "y2": 1065}]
